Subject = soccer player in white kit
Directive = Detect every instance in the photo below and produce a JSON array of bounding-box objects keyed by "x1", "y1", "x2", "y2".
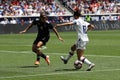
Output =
[{"x1": 55, "y1": 11, "x2": 95, "y2": 71}]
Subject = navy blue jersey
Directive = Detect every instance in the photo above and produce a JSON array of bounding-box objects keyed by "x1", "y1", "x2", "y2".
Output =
[{"x1": 32, "y1": 20, "x2": 53, "y2": 37}]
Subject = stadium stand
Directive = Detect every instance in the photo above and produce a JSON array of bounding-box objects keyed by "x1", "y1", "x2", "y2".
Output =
[
  {"x1": 0, "y1": 0, "x2": 71, "y2": 17},
  {"x1": 59, "y1": 0, "x2": 120, "y2": 14},
  {"x1": 0, "y1": 0, "x2": 120, "y2": 24},
  {"x1": 0, "y1": 0, "x2": 120, "y2": 34}
]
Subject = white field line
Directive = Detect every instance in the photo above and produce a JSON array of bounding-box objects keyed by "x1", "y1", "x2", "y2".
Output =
[
  {"x1": 0, "y1": 50, "x2": 120, "y2": 58},
  {"x1": 0, "y1": 68, "x2": 120, "y2": 79},
  {"x1": 0, "y1": 50, "x2": 120, "y2": 79},
  {"x1": 0, "y1": 45, "x2": 31, "y2": 46}
]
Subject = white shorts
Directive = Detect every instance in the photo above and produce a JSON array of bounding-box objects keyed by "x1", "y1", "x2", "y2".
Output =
[{"x1": 75, "y1": 38, "x2": 88, "y2": 50}]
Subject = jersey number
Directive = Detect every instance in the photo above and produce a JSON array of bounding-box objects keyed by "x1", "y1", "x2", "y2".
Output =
[{"x1": 83, "y1": 25, "x2": 87, "y2": 34}]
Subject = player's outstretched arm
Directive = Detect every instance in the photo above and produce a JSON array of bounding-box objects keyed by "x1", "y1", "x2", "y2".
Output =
[
  {"x1": 54, "y1": 22, "x2": 74, "y2": 41},
  {"x1": 19, "y1": 23, "x2": 33, "y2": 34},
  {"x1": 56, "y1": 22, "x2": 74, "y2": 27},
  {"x1": 53, "y1": 27, "x2": 64, "y2": 42}
]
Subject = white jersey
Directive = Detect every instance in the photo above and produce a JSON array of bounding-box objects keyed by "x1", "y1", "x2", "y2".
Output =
[{"x1": 73, "y1": 17, "x2": 90, "y2": 41}]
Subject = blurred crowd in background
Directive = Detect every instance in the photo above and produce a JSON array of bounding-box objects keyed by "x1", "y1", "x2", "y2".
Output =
[
  {"x1": 0, "y1": 0, "x2": 69, "y2": 17},
  {"x1": 60, "y1": 0, "x2": 120, "y2": 14},
  {"x1": 0, "y1": 0, "x2": 120, "y2": 24}
]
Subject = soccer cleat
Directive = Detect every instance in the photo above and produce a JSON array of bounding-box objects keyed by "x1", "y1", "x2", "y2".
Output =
[
  {"x1": 45, "y1": 55, "x2": 50, "y2": 65},
  {"x1": 38, "y1": 46, "x2": 47, "y2": 50},
  {"x1": 60, "y1": 56, "x2": 68, "y2": 64},
  {"x1": 35, "y1": 61, "x2": 40, "y2": 65},
  {"x1": 86, "y1": 63, "x2": 95, "y2": 71}
]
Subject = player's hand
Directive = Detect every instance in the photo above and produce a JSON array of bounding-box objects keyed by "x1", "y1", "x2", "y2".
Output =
[
  {"x1": 19, "y1": 30, "x2": 26, "y2": 34},
  {"x1": 88, "y1": 24, "x2": 94, "y2": 30},
  {"x1": 59, "y1": 37, "x2": 64, "y2": 42}
]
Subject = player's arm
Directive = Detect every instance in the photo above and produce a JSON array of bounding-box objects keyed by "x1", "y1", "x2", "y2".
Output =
[
  {"x1": 54, "y1": 22, "x2": 75, "y2": 41},
  {"x1": 53, "y1": 27, "x2": 64, "y2": 42},
  {"x1": 19, "y1": 23, "x2": 33, "y2": 34},
  {"x1": 88, "y1": 24, "x2": 94, "y2": 31},
  {"x1": 56, "y1": 22, "x2": 74, "y2": 28}
]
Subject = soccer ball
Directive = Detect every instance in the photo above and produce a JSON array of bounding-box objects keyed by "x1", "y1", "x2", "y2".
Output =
[{"x1": 74, "y1": 60, "x2": 82, "y2": 69}]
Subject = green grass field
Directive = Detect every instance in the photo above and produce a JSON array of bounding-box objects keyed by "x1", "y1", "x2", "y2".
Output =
[{"x1": 0, "y1": 30, "x2": 120, "y2": 80}]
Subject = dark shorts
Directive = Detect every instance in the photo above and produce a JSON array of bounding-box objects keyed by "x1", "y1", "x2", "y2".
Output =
[{"x1": 33, "y1": 36, "x2": 50, "y2": 45}]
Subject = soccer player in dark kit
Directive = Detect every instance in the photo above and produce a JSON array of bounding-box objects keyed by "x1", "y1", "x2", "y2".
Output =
[{"x1": 20, "y1": 12, "x2": 63, "y2": 65}]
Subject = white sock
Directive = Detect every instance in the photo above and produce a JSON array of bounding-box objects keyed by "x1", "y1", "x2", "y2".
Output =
[
  {"x1": 80, "y1": 56, "x2": 92, "y2": 65},
  {"x1": 65, "y1": 51, "x2": 74, "y2": 61}
]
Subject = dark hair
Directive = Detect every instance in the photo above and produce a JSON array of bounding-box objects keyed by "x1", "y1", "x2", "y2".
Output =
[
  {"x1": 39, "y1": 11, "x2": 48, "y2": 21},
  {"x1": 73, "y1": 10, "x2": 81, "y2": 17}
]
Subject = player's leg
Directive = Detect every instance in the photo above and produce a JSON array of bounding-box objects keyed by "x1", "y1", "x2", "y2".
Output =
[
  {"x1": 32, "y1": 41, "x2": 50, "y2": 65},
  {"x1": 37, "y1": 41, "x2": 50, "y2": 65},
  {"x1": 76, "y1": 40, "x2": 95, "y2": 71},
  {"x1": 60, "y1": 44, "x2": 76, "y2": 64},
  {"x1": 77, "y1": 49, "x2": 95, "y2": 71},
  {"x1": 32, "y1": 44, "x2": 41, "y2": 65}
]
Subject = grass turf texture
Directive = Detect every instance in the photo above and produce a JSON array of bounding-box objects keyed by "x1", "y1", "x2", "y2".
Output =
[{"x1": 0, "y1": 30, "x2": 120, "y2": 80}]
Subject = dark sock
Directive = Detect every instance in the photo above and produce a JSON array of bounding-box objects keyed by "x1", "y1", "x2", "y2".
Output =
[
  {"x1": 69, "y1": 52, "x2": 74, "y2": 56},
  {"x1": 40, "y1": 53, "x2": 46, "y2": 59},
  {"x1": 36, "y1": 55, "x2": 40, "y2": 61}
]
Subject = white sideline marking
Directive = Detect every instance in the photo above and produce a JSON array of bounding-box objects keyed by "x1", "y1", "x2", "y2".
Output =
[
  {"x1": 0, "y1": 50, "x2": 120, "y2": 58},
  {"x1": 0, "y1": 50, "x2": 120, "y2": 79},
  {"x1": 0, "y1": 69, "x2": 120, "y2": 79},
  {"x1": 0, "y1": 45, "x2": 31, "y2": 46}
]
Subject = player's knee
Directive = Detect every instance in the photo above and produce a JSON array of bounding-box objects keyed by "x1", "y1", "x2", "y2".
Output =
[
  {"x1": 71, "y1": 45, "x2": 76, "y2": 51},
  {"x1": 32, "y1": 48, "x2": 37, "y2": 53}
]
